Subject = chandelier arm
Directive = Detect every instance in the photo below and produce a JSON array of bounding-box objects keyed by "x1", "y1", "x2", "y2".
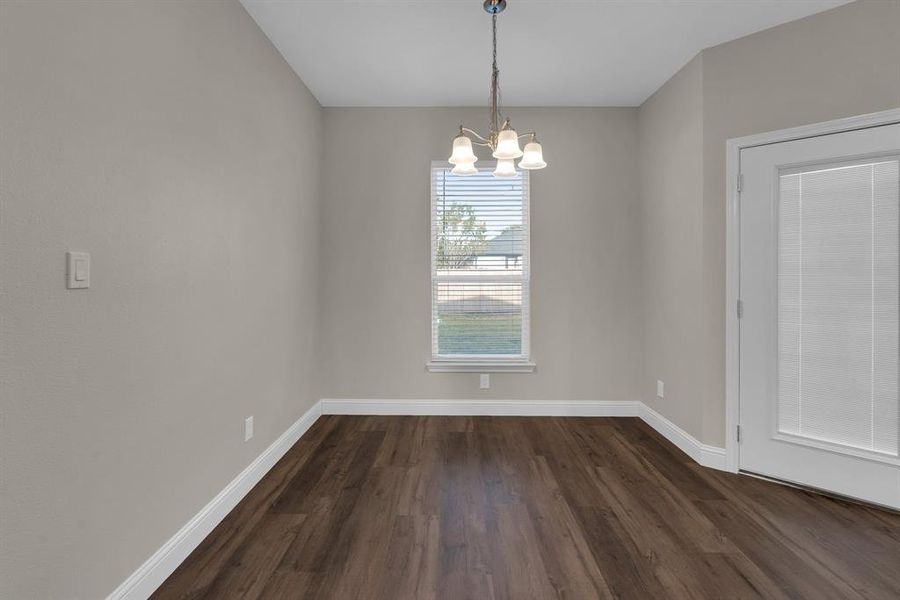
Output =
[
  {"x1": 461, "y1": 127, "x2": 491, "y2": 143},
  {"x1": 516, "y1": 131, "x2": 537, "y2": 140}
]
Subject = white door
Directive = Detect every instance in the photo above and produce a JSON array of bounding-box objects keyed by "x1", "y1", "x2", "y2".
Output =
[{"x1": 739, "y1": 123, "x2": 900, "y2": 510}]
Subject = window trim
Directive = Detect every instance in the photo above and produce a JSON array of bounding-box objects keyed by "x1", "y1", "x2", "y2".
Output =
[
  {"x1": 426, "y1": 358, "x2": 536, "y2": 373},
  {"x1": 427, "y1": 160, "x2": 534, "y2": 373}
]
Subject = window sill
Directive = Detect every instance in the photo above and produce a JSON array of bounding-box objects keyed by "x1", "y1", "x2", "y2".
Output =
[{"x1": 426, "y1": 359, "x2": 536, "y2": 373}]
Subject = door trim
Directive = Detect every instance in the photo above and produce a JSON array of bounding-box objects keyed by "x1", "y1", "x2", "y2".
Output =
[{"x1": 724, "y1": 108, "x2": 900, "y2": 473}]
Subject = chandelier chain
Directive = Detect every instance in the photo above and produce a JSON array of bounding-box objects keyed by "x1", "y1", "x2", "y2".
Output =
[{"x1": 490, "y1": 12, "x2": 502, "y2": 138}]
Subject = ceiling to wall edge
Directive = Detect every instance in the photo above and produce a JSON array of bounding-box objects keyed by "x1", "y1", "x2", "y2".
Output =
[{"x1": 238, "y1": 0, "x2": 852, "y2": 108}]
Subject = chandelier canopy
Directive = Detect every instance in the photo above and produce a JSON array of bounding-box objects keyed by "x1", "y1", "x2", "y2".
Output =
[{"x1": 448, "y1": 0, "x2": 547, "y2": 177}]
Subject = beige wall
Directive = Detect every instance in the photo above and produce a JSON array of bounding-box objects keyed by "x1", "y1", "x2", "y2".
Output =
[
  {"x1": 638, "y1": 0, "x2": 900, "y2": 446},
  {"x1": 318, "y1": 108, "x2": 643, "y2": 401},
  {"x1": 0, "y1": 1, "x2": 322, "y2": 597},
  {"x1": 637, "y1": 55, "x2": 705, "y2": 439}
]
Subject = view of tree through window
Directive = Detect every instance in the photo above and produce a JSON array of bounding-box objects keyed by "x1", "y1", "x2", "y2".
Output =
[
  {"x1": 435, "y1": 204, "x2": 487, "y2": 270},
  {"x1": 431, "y1": 165, "x2": 530, "y2": 358}
]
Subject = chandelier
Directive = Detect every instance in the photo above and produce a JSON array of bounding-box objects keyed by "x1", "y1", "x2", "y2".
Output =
[{"x1": 448, "y1": 0, "x2": 547, "y2": 177}]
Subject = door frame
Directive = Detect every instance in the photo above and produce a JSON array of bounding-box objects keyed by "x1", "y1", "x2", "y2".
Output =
[{"x1": 724, "y1": 108, "x2": 900, "y2": 473}]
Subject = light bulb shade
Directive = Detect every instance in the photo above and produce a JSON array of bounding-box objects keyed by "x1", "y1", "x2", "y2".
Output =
[
  {"x1": 518, "y1": 141, "x2": 547, "y2": 170},
  {"x1": 449, "y1": 134, "x2": 477, "y2": 165},
  {"x1": 493, "y1": 158, "x2": 517, "y2": 177},
  {"x1": 451, "y1": 162, "x2": 479, "y2": 176},
  {"x1": 492, "y1": 129, "x2": 523, "y2": 159}
]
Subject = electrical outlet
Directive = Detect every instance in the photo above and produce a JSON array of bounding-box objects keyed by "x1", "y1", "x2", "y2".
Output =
[
  {"x1": 244, "y1": 416, "x2": 254, "y2": 442},
  {"x1": 480, "y1": 373, "x2": 490, "y2": 390},
  {"x1": 656, "y1": 380, "x2": 665, "y2": 399}
]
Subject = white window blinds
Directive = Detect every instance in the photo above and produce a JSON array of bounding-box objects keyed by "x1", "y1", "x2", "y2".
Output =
[
  {"x1": 777, "y1": 159, "x2": 899, "y2": 457},
  {"x1": 430, "y1": 162, "x2": 530, "y2": 361}
]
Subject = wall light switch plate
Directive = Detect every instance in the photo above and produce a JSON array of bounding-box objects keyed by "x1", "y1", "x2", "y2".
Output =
[
  {"x1": 656, "y1": 380, "x2": 665, "y2": 399},
  {"x1": 244, "y1": 416, "x2": 254, "y2": 442},
  {"x1": 66, "y1": 251, "x2": 90, "y2": 289},
  {"x1": 479, "y1": 373, "x2": 490, "y2": 390}
]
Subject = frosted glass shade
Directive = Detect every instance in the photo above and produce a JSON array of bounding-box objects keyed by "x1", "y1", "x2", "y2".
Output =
[
  {"x1": 449, "y1": 134, "x2": 477, "y2": 165},
  {"x1": 493, "y1": 158, "x2": 517, "y2": 177},
  {"x1": 518, "y1": 142, "x2": 546, "y2": 170},
  {"x1": 492, "y1": 129, "x2": 523, "y2": 159},
  {"x1": 451, "y1": 162, "x2": 478, "y2": 176}
]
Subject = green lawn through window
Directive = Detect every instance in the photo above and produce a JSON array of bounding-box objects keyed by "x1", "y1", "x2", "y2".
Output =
[{"x1": 437, "y1": 313, "x2": 522, "y2": 355}]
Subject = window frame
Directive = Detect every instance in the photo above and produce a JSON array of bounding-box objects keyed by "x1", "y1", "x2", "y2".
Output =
[{"x1": 427, "y1": 160, "x2": 535, "y2": 373}]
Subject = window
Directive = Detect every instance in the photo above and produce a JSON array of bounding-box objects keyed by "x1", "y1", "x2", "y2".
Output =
[{"x1": 427, "y1": 161, "x2": 534, "y2": 372}]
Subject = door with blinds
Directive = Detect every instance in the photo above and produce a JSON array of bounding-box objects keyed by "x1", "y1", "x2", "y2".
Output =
[{"x1": 739, "y1": 123, "x2": 900, "y2": 509}]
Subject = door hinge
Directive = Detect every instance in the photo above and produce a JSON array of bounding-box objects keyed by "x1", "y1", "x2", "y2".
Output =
[
  {"x1": 736, "y1": 173, "x2": 744, "y2": 193},
  {"x1": 737, "y1": 299, "x2": 744, "y2": 319},
  {"x1": 736, "y1": 425, "x2": 742, "y2": 443}
]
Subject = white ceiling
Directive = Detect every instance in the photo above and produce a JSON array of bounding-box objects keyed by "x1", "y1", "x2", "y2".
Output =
[{"x1": 240, "y1": 0, "x2": 851, "y2": 107}]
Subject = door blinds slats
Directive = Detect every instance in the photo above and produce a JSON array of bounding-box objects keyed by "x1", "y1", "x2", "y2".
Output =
[
  {"x1": 431, "y1": 163, "x2": 530, "y2": 358},
  {"x1": 777, "y1": 159, "x2": 899, "y2": 457}
]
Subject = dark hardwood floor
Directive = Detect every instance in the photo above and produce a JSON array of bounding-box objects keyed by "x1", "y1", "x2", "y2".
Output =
[{"x1": 152, "y1": 416, "x2": 900, "y2": 599}]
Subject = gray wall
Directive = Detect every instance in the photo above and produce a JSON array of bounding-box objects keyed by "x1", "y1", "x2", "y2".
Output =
[
  {"x1": 0, "y1": 1, "x2": 322, "y2": 597},
  {"x1": 318, "y1": 108, "x2": 643, "y2": 401},
  {"x1": 637, "y1": 55, "x2": 705, "y2": 438},
  {"x1": 638, "y1": 0, "x2": 900, "y2": 445}
]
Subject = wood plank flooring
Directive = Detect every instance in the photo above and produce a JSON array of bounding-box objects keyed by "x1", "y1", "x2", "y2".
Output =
[{"x1": 152, "y1": 416, "x2": 900, "y2": 599}]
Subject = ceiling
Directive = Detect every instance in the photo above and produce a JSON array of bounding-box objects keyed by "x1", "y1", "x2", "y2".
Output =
[{"x1": 239, "y1": 0, "x2": 851, "y2": 107}]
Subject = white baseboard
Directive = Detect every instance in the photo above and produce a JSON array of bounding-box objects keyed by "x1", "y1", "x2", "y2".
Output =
[
  {"x1": 639, "y1": 404, "x2": 727, "y2": 471},
  {"x1": 699, "y1": 445, "x2": 728, "y2": 471},
  {"x1": 110, "y1": 397, "x2": 726, "y2": 599},
  {"x1": 107, "y1": 401, "x2": 323, "y2": 600},
  {"x1": 320, "y1": 398, "x2": 642, "y2": 417}
]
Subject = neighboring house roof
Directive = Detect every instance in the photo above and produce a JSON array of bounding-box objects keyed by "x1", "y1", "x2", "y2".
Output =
[{"x1": 482, "y1": 226, "x2": 523, "y2": 257}]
